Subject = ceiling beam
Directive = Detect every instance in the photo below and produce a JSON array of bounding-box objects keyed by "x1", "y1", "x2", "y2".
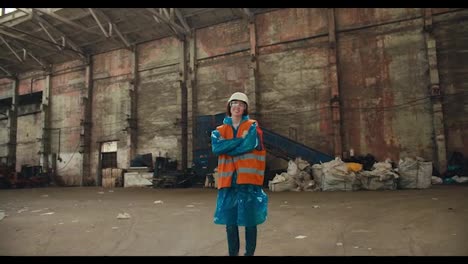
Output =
[
  {"x1": 8, "y1": 8, "x2": 92, "y2": 42},
  {"x1": 0, "y1": 35, "x2": 24, "y2": 63},
  {"x1": 0, "y1": 9, "x2": 33, "y2": 27},
  {"x1": 37, "y1": 20, "x2": 62, "y2": 51},
  {"x1": 0, "y1": 66, "x2": 12, "y2": 76},
  {"x1": 4, "y1": 39, "x2": 50, "y2": 69},
  {"x1": 146, "y1": 8, "x2": 186, "y2": 39},
  {"x1": 32, "y1": 8, "x2": 102, "y2": 36},
  {"x1": 10, "y1": 39, "x2": 49, "y2": 69},
  {"x1": 161, "y1": 8, "x2": 189, "y2": 35},
  {"x1": 88, "y1": 8, "x2": 109, "y2": 38},
  {"x1": 236, "y1": 8, "x2": 254, "y2": 22},
  {"x1": 0, "y1": 28, "x2": 59, "y2": 53},
  {"x1": 89, "y1": 8, "x2": 131, "y2": 49},
  {"x1": 25, "y1": 10, "x2": 86, "y2": 58},
  {"x1": 174, "y1": 8, "x2": 190, "y2": 33}
]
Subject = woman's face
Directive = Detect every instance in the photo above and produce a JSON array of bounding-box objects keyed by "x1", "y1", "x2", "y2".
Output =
[{"x1": 230, "y1": 100, "x2": 246, "y2": 118}]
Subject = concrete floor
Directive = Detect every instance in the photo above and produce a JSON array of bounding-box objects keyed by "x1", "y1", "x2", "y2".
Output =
[{"x1": 0, "y1": 185, "x2": 467, "y2": 256}]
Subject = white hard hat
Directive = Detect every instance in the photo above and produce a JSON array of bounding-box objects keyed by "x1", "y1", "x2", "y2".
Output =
[{"x1": 228, "y1": 92, "x2": 249, "y2": 106}]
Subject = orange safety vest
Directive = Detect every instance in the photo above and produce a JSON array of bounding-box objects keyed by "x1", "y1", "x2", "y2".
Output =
[{"x1": 216, "y1": 119, "x2": 266, "y2": 189}]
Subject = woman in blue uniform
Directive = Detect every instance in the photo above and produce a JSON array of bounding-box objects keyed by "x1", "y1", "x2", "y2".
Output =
[{"x1": 211, "y1": 92, "x2": 268, "y2": 256}]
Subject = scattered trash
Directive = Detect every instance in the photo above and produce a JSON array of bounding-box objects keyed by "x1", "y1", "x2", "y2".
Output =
[
  {"x1": 154, "y1": 200, "x2": 164, "y2": 204},
  {"x1": 40, "y1": 212, "x2": 55, "y2": 216},
  {"x1": 367, "y1": 248, "x2": 372, "y2": 250},
  {"x1": 313, "y1": 205, "x2": 320, "y2": 209},
  {"x1": 432, "y1": 198, "x2": 438, "y2": 201},
  {"x1": 452, "y1": 176, "x2": 468, "y2": 183},
  {"x1": 17, "y1": 208, "x2": 28, "y2": 213},
  {"x1": 336, "y1": 242, "x2": 343, "y2": 246},
  {"x1": 295, "y1": 235, "x2": 307, "y2": 239},
  {"x1": 186, "y1": 205, "x2": 195, "y2": 208},
  {"x1": 117, "y1": 213, "x2": 131, "y2": 219},
  {"x1": 97, "y1": 192, "x2": 104, "y2": 194},
  {"x1": 41, "y1": 195, "x2": 49, "y2": 198},
  {"x1": 351, "y1": 229, "x2": 370, "y2": 233},
  {"x1": 0, "y1": 211, "x2": 5, "y2": 221},
  {"x1": 112, "y1": 227, "x2": 119, "y2": 230},
  {"x1": 431, "y1": 176, "x2": 443, "y2": 185},
  {"x1": 353, "y1": 246, "x2": 359, "y2": 249}
]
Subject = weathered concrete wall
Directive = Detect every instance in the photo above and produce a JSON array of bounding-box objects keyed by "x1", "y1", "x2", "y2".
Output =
[
  {"x1": 256, "y1": 8, "x2": 328, "y2": 47},
  {"x1": 18, "y1": 76, "x2": 45, "y2": 96},
  {"x1": 256, "y1": 8, "x2": 333, "y2": 155},
  {"x1": 50, "y1": 66, "x2": 86, "y2": 185},
  {"x1": 0, "y1": 79, "x2": 11, "y2": 159},
  {"x1": 0, "y1": 79, "x2": 12, "y2": 99},
  {"x1": 0, "y1": 119, "x2": 7, "y2": 158},
  {"x1": 197, "y1": 19, "x2": 250, "y2": 60},
  {"x1": 137, "y1": 37, "x2": 182, "y2": 164},
  {"x1": 337, "y1": 17, "x2": 433, "y2": 161},
  {"x1": 196, "y1": 54, "x2": 251, "y2": 116},
  {"x1": 433, "y1": 9, "x2": 468, "y2": 158},
  {"x1": 196, "y1": 19, "x2": 251, "y2": 116},
  {"x1": 15, "y1": 114, "x2": 41, "y2": 172},
  {"x1": 15, "y1": 77, "x2": 44, "y2": 172},
  {"x1": 89, "y1": 49, "x2": 132, "y2": 184},
  {"x1": 335, "y1": 8, "x2": 421, "y2": 30}
]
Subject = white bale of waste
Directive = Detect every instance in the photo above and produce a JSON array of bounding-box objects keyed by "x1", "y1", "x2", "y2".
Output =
[
  {"x1": 321, "y1": 157, "x2": 361, "y2": 191},
  {"x1": 311, "y1": 164, "x2": 324, "y2": 187},
  {"x1": 269, "y1": 172, "x2": 297, "y2": 192},
  {"x1": 124, "y1": 172, "x2": 153, "y2": 187},
  {"x1": 398, "y1": 157, "x2": 432, "y2": 189},
  {"x1": 359, "y1": 160, "x2": 398, "y2": 191}
]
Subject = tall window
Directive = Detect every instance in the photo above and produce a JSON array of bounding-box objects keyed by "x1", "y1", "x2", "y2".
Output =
[{"x1": 101, "y1": 141, "x2": 117, "y2": 169}]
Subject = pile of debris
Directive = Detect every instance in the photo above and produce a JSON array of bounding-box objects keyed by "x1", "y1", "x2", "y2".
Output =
[
  {"x1": 268, "y1": 158, "x2": 319, "y2": 192},
  {"x1": 269, "y1": 155, "x2": 434, "y2": 192}
]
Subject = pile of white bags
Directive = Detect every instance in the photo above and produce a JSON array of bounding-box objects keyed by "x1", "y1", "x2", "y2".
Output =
[
  {"x1": 268, "y1": 158, "x2": 318, "y2": 192},
  {"x1": 397, "y1": 157, "x2": 432, "y2": 189},
  {"x1": 359, "y1": 159, "x2": 399, "y2": 190}
]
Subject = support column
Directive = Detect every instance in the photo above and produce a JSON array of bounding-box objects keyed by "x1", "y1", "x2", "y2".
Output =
[
  {"x1": 7, "y1": 78, "x2": 18, "y2": 168},
  {"x1": 328, "y1": 8, "x2": 343, "y2": 158},
  {"x1": 81, "y1": 58, "x2": 93, "y2": 186},
  {"x1": 126, "y1": 47, "x2": 138, "y2": 168},
  {"x1": 423, "y1": 8, "x2": 447, "y2": 172},
  {"x1": 39, "y1": 74, "x2": 51, "y2": 174},
  {"x1": 248, "y1": 18, "x2": 260, "y2": 121},
  {"x1": 188, "y1": 30, "x2": 197, "y2": 169},
  {"x1": 179, "y1": 38, "x2": 188, "y2": 172}
]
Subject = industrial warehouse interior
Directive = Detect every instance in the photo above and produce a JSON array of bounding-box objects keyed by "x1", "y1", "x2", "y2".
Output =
[{"x1": 0, "y1": 8, "x2": 467, "y2": 256}]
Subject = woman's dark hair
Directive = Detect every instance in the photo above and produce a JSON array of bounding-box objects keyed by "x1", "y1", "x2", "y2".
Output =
[{"x1": 226, "y1": 101, "x2": 249, "y2": 117}]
